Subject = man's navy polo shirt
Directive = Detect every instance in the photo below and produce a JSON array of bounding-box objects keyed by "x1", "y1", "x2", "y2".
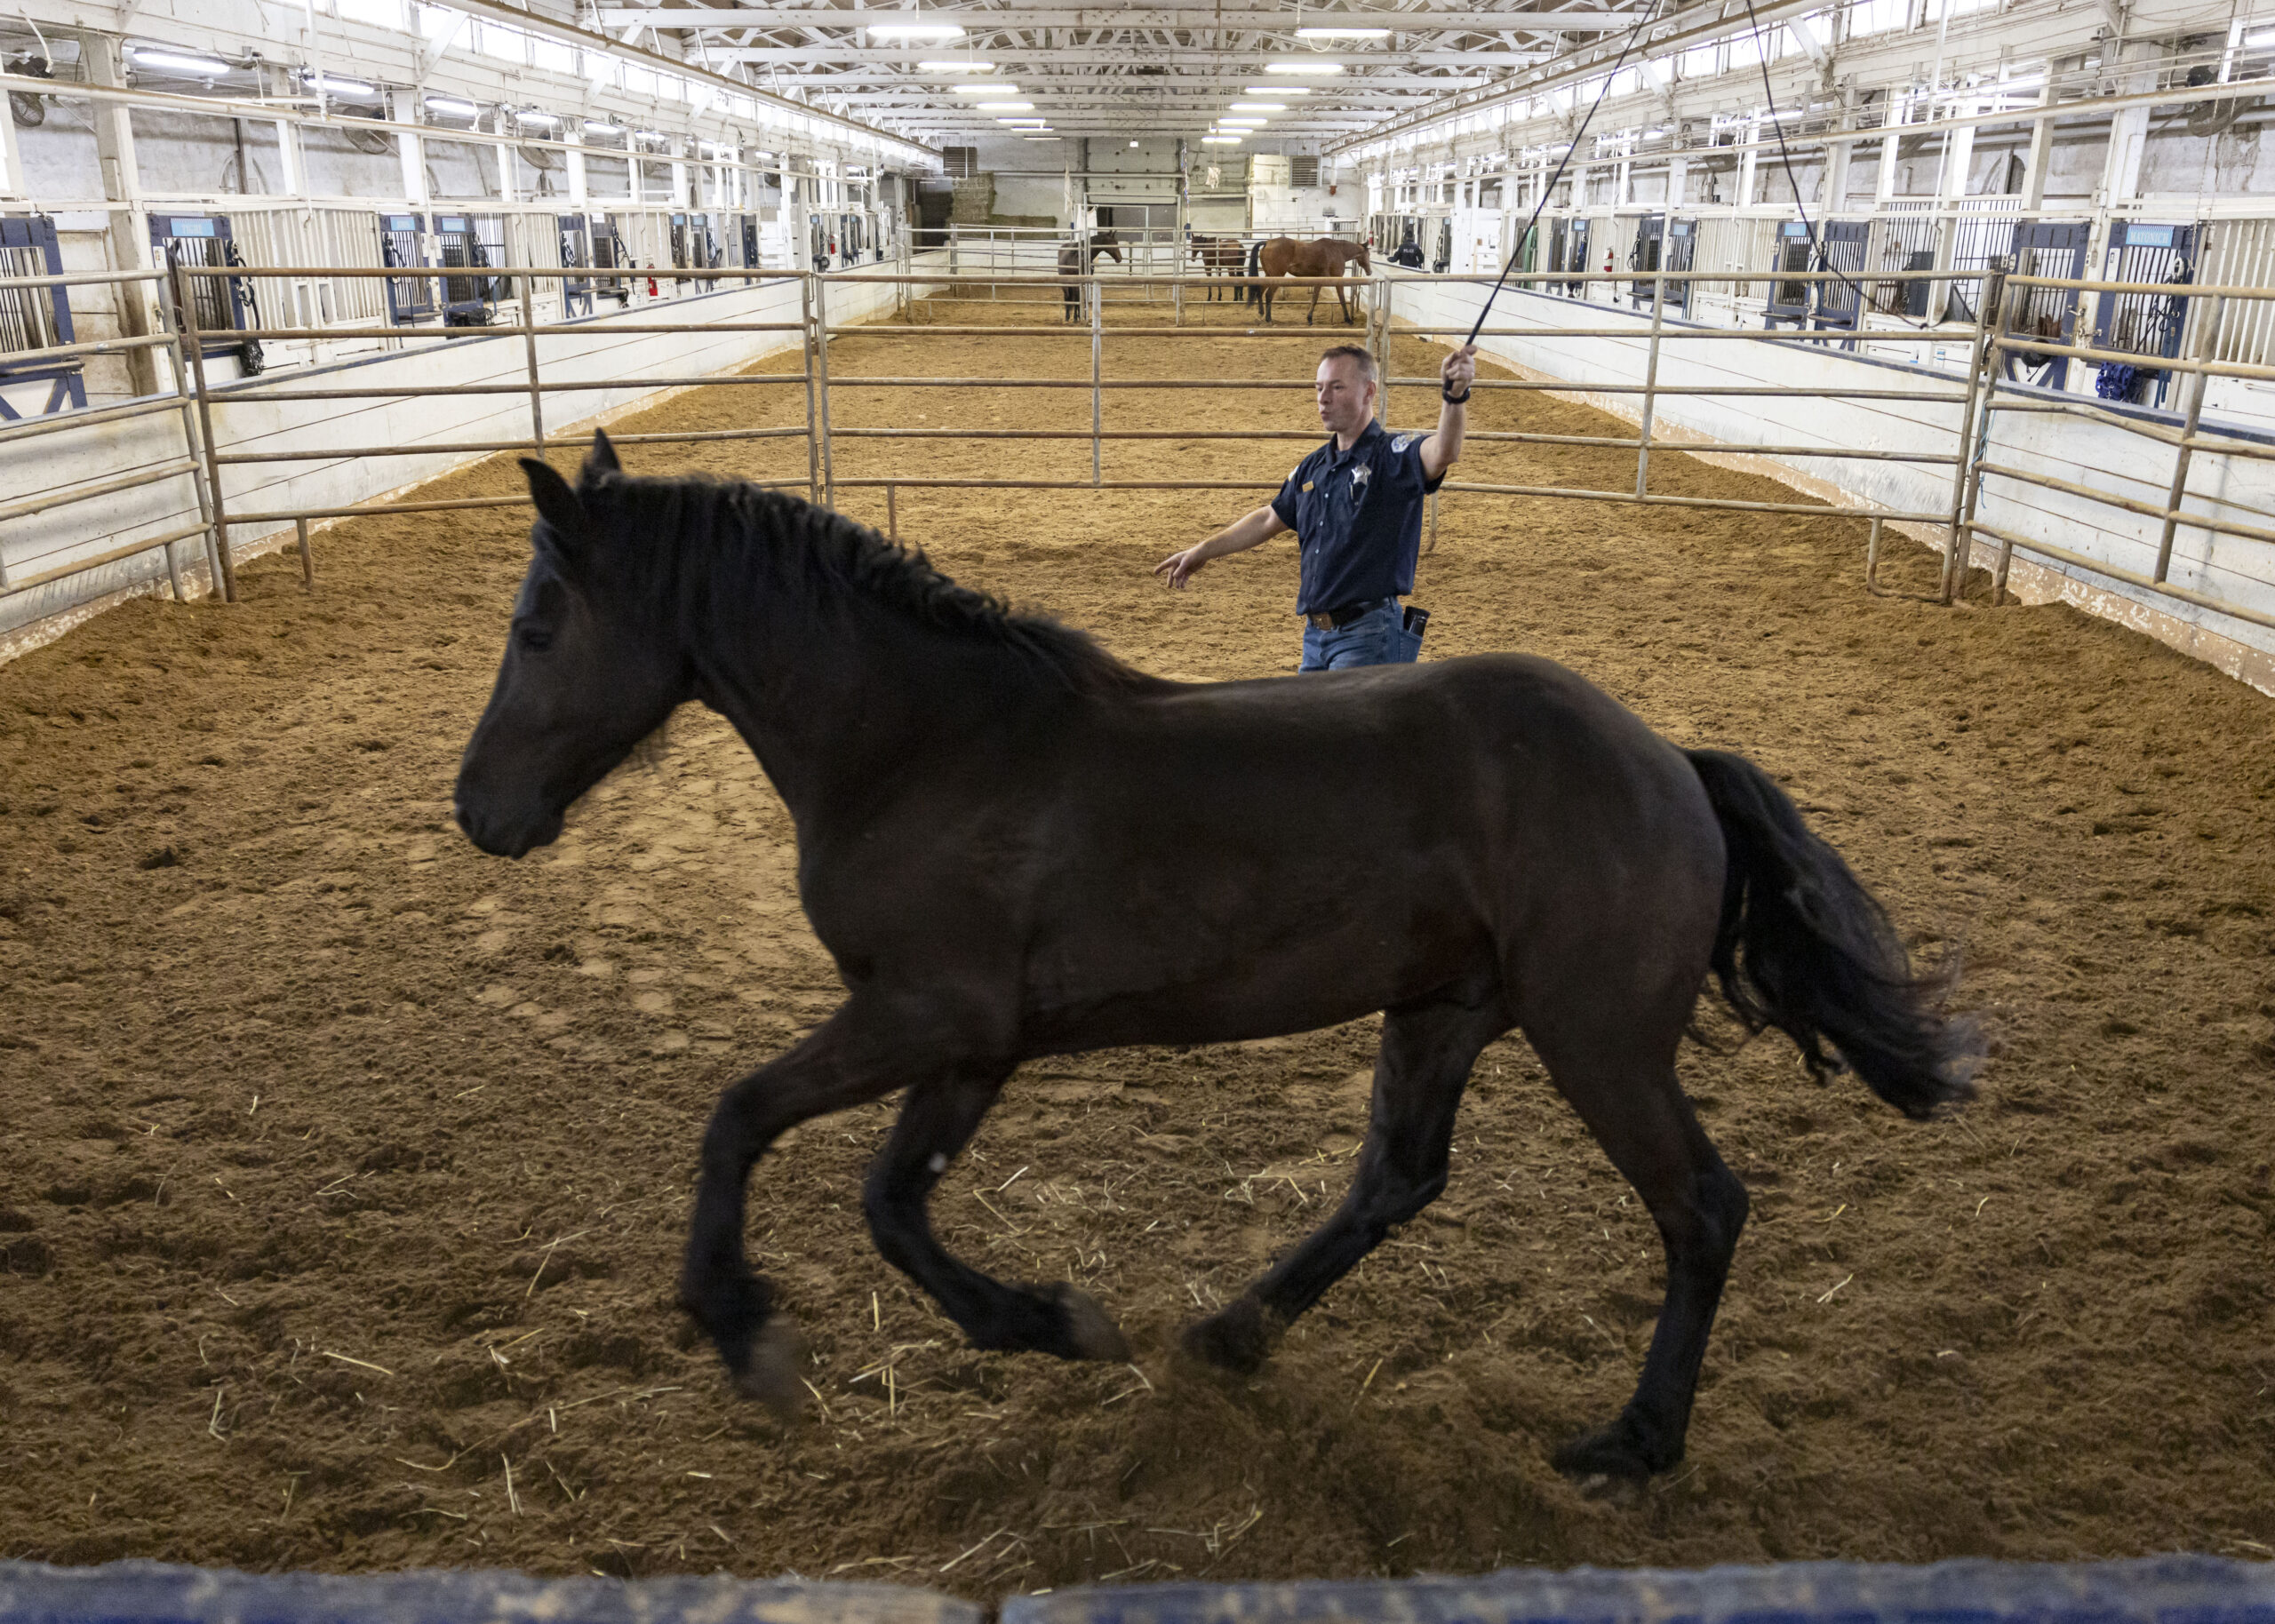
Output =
[{"x1": 1269, "y1": 420, "x2": 1444, "y2": 617}]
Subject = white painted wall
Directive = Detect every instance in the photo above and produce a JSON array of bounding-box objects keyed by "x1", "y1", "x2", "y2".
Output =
[{"x1": 1381, "y1": 267, "x2": 2275, "y2": 689}]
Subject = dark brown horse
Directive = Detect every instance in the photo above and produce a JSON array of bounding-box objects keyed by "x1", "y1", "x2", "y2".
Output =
[
  {"x1": 456, "y1": 435, "x2": 1978, "y2": 1485},
  {"x1": 1058, "y1": 229, "x2": 1121, "y2": 322},
  {"x1": 1245, "y1": 235, "x2": 1373, "y2": 323},
  {"x1": 1187, "y1": 233, "x2": 1244, "y2": 300}
]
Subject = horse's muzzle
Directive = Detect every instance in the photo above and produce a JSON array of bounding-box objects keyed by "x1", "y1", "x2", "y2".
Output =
[{"x1": 452, "y1": 794, "x2": 561, "y2": 860}]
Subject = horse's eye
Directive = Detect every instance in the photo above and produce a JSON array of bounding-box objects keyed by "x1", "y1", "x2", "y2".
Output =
[{"x1": 516, "y1": 625, "x2": 554, "y2": 653}]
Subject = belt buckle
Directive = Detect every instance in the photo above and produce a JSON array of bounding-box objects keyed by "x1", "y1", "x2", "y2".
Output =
[{"x1": 1307, "y1": 610, "x2": 1335, "y2": 632}]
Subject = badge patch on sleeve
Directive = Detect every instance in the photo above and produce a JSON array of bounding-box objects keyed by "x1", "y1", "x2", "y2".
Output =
[{"x1": 1393, "y1": 434, "x2": 1417, "y2": 453}]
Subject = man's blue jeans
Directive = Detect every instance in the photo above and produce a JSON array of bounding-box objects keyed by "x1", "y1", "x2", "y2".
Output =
[{"x1": 1300, "y1": 599, "x2": 1422, "y2": 672}]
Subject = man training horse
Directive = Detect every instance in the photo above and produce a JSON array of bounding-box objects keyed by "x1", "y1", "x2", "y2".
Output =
[{"x1": 1155, "y1": 340, "x2": 1479, "y2": 671}]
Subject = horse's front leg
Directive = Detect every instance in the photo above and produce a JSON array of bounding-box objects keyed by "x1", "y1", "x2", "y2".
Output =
[
  {"x1": 678, "y1": 1006, "x2": 919, "y2": 1413},
  {"x1": 864, "y1": 1070, "x2": 1131, "y2": 1362}
]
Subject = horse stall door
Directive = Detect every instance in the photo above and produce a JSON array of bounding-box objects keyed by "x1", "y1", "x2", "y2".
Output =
[
  {"x1": 0, "y1": 214, "x2": 85, "y2": 418},
  {"x1": 150, "y1": 213, "x2": 260, "y2": 378},
  {"x1": 2092, "y1": 221, "x2": 2199, "y2": 408},
  {"x1": 2006, "y1": 219, "x2": 2092, "y2": 390},
  {"x1": 558, "y1": 214, "x2": 592, "y2": 318},
  {"x1": 1630, "y1": 213, "x2": 1665, "y2": 309}
]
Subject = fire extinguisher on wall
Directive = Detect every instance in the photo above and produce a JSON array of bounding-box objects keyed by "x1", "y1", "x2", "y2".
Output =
[{"x1": 645, "y1": 264, "x2": 659, "y2": 299}]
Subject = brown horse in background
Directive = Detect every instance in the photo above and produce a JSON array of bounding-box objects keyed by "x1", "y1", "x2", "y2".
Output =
[
  {"x1": 1187, "y1": 234, "x2": 1244, "y2": 300},
  {"x1": 1058, "y1": 229, "x2": 1122, "y2": 322},
  {"x1": 1244, "y1": 236, "x2": 1372, "y2": 324}
]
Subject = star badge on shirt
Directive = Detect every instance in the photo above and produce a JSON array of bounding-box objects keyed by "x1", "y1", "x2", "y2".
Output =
[{"x1": 1349, "y1": 463, "x2": 1371, "y2": 495}]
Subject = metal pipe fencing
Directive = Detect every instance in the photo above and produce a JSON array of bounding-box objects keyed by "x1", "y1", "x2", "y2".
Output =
[{"x1": 7, "y1": 261, "x2": 2273, "y2": 657}]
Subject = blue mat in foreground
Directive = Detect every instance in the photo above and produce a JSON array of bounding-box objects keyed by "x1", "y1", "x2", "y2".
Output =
[
  {"x1": 1003, "y1": 1556, "x2": 2275, "y2": 1624},
  {"x1": 0, "y1": 1561, "x2": 979, "y2": 1624}
]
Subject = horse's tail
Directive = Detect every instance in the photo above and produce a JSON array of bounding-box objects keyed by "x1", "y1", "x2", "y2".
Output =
[
  {"x1": 1243, "y1": 241, "x2": 1261, "y2": 304},
  {"x1": 1685, "y1": 748, "x2": 1980, "y2": 1119}
]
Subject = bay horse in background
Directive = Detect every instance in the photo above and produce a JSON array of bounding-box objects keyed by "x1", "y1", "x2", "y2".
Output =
[
  {"x1": 1187, "y1": 234, "x2": 1244, "y2": 300},
  {"x1": 456, "y1": 432, "x2": 1981, "y2": 1488},
  {"x1": 1243, "y1": 235, "x2": 1372, "y2": 324},
  {"x1": 1059, "y1": 228, "x2": 1121, "y2": 322}
]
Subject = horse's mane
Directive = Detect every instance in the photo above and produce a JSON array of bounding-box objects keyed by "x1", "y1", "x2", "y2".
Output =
[{"x1": 589, "y1": 467, "x2": 1166, "y2": 697}]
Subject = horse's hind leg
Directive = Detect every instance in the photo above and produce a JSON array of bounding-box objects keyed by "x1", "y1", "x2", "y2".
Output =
[
  {"x1": 1524, "y1": 994, "x2": 1748, "y2": 1484},
  {"x1": 679, "y1": 1007, "x2": 912, "y2": 1413},
  {"x1": 863, "y1": 1071, "x2": 1131, "y2": 1362},
  {"x1": 1185, "y1": 975, "x2": 1509, "y2": 1371}
]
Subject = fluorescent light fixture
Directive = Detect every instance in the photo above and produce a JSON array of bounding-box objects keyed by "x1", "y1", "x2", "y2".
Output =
[
  {"x1": 978, "y1": 100, "x2": 1033, "y2": 109},
  {"x1": 426, "y1": 94, "x2": 479, "y2": 116},
  {"x1": 1264, "y1": 61, "x2": 1344, "y2": 73},
  {"x1": 866, "y1": 21, "x2": 963, "y2": 38},
  {"x1": 130, "y1": 47, "x2": 231, "y2": 76},
  {"x1": 582, "y1": 117, "x2": 624, "y2": 133},
  {"x1": 1229, "y1": 100, "x2": 1285, "y2": 110},
  {"x1": 1201, "y1": 134, "x2": 1242, "y2": 144},
  {"x1": 920, "y1": 59, "x2": 992, "y2": 69},
  {"x1": 1296, "y1": 26, "x2": 1389, "y2": 37},
  {"x1": 517, "y1": 108, "x2": 560, "y2": 125},
  {"x1": 306, "y1": 71, "x2": 378, "y2": 96},
  {"x1": 951, "y1": 83, "x2": 1017, "y2": 92}
]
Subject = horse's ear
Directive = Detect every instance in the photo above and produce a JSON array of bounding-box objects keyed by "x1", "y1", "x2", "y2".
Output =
[
  {"x1": 585, "y1": 428, "x2": 623, "y2": 481},
  {"x1": 518, "y1": 459, "x2": 587, "y2": 553}
]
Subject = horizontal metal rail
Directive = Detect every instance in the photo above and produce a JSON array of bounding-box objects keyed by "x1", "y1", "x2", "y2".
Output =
[
  {"x1": 0, "y1": 331, "x2": 182, "y2": 368},
  {"x1": 222, "y1": 482, "x2": 817, "y2": 526},
  {"x1": 1976, "y1": 459, "x2": 2275, "y2": 549},
  {"x1": 1, "y1": 521, "x2": 209, "y2": 596},
  {"x1": 211, "y1": 373, "x2": 808, "y2": 402},
  {"x1": 0, "y1": 394, "x2": 200, "y2": 447},
  {"x1": 1970, "y1": 519, "x2": 2275, "y2": 633},
  {"x1": 1990, "y1": 332, "x2": 2275, "y2": 386},
  {"x1": 177, "y1": 263, "x2": 803, "y2": 283},
  {"x1": 0, "y1": 458, "x2": 200, "y2": 523},
  {"x1": 213, "y1": 426, "x2": 809, "y2": 464},
  {"x1": 221, "y1": 321, "x2": 809, "y2": 342},
  {"x1": 832, "y1": 477, "x2": 1286, "y2": 491},
  {"x1": 0, "y1": 266, "x2": 164, "y2": 295},
  {"x1": 1443, "y1": 479, "x2": 1947, "y2": 526}
]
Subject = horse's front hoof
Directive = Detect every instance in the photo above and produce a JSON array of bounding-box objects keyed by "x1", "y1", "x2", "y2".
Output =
[
  {"x1": 1052, "y1": 1285, "x2": 1132, "y2": 1361},
  {"x1": 1551, "y1": 1412, "x2": 1678, "y2": 1485},
  {"x1": 1181, "y1": 1295, "x2": 1278, "y2": 1373},
  {"x1": 730, "y1": 1314, "x2": 809, "y2": 1420}
]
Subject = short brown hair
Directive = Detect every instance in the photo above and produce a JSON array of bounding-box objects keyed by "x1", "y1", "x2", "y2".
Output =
[{"x1": 1318, "y1": 344, "x2": 1377, "y2": 383}]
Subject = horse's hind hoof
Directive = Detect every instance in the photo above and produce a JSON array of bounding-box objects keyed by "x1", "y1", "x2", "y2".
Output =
[
  {"x1": 730, "y1": 1315, "x2": 809, "y2": 1421},
  {"x1": 1551, "y1": 1413, "x2": 1677, "y2": 1486},
  {"x1": 1180, "y1": 1295, "x2": 1279, "y2": 1373},
  {"x1": 1052, "y1": 1285, "x2": 1132, "y2": 1361}
]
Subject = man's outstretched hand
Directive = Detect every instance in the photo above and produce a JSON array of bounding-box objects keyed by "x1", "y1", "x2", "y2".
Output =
[{"x1": 1154, "y1": 546, "x2": 1206, "y2": 589}]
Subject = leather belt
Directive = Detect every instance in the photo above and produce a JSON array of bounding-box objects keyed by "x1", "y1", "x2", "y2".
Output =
[{"x1": 1305, "y1": 597, "x2": 1388, "y2": 632}]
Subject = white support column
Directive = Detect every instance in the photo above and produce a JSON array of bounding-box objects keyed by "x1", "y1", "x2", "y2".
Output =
[
  {"x1": 1667, "y1": 153, "x2": 1688, "y2": 208},
  {"x1": 670, "y1": 139, "x2": 690, "y2": 209},
  {"x1": 79, "y1": 29, "x2": 158, "y2": 394},
  {"x1": 1936, "y1": 113, "x2": 1977, "y2": 203},
  {"x1": 1824, "y1": 139, "x2": 1853, "y2": 211},
  {"x1": 1874, "y1": 97, "x2": 1902, "y2": 202},
  {"x1": 0, "y1": 92, "x2": 26, "y2": 197},
  {"x1": 1736, "y1": 136, "x2": 1760, "y2": 207},
  {"x1": 394, "y1": 89, "x2": 427, "y2": 206},
  {"x1": 565, "y1": 125, "x2": 588, "y2": 207},
  {"x1": 2020, "y1": 107, "x2": 2054, "y2": 210}
]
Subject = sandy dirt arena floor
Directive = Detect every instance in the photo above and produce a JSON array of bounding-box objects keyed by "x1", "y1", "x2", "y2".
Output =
[{"x1": 3, "y1": 291, "x2": 2273, "y2": 1587}]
